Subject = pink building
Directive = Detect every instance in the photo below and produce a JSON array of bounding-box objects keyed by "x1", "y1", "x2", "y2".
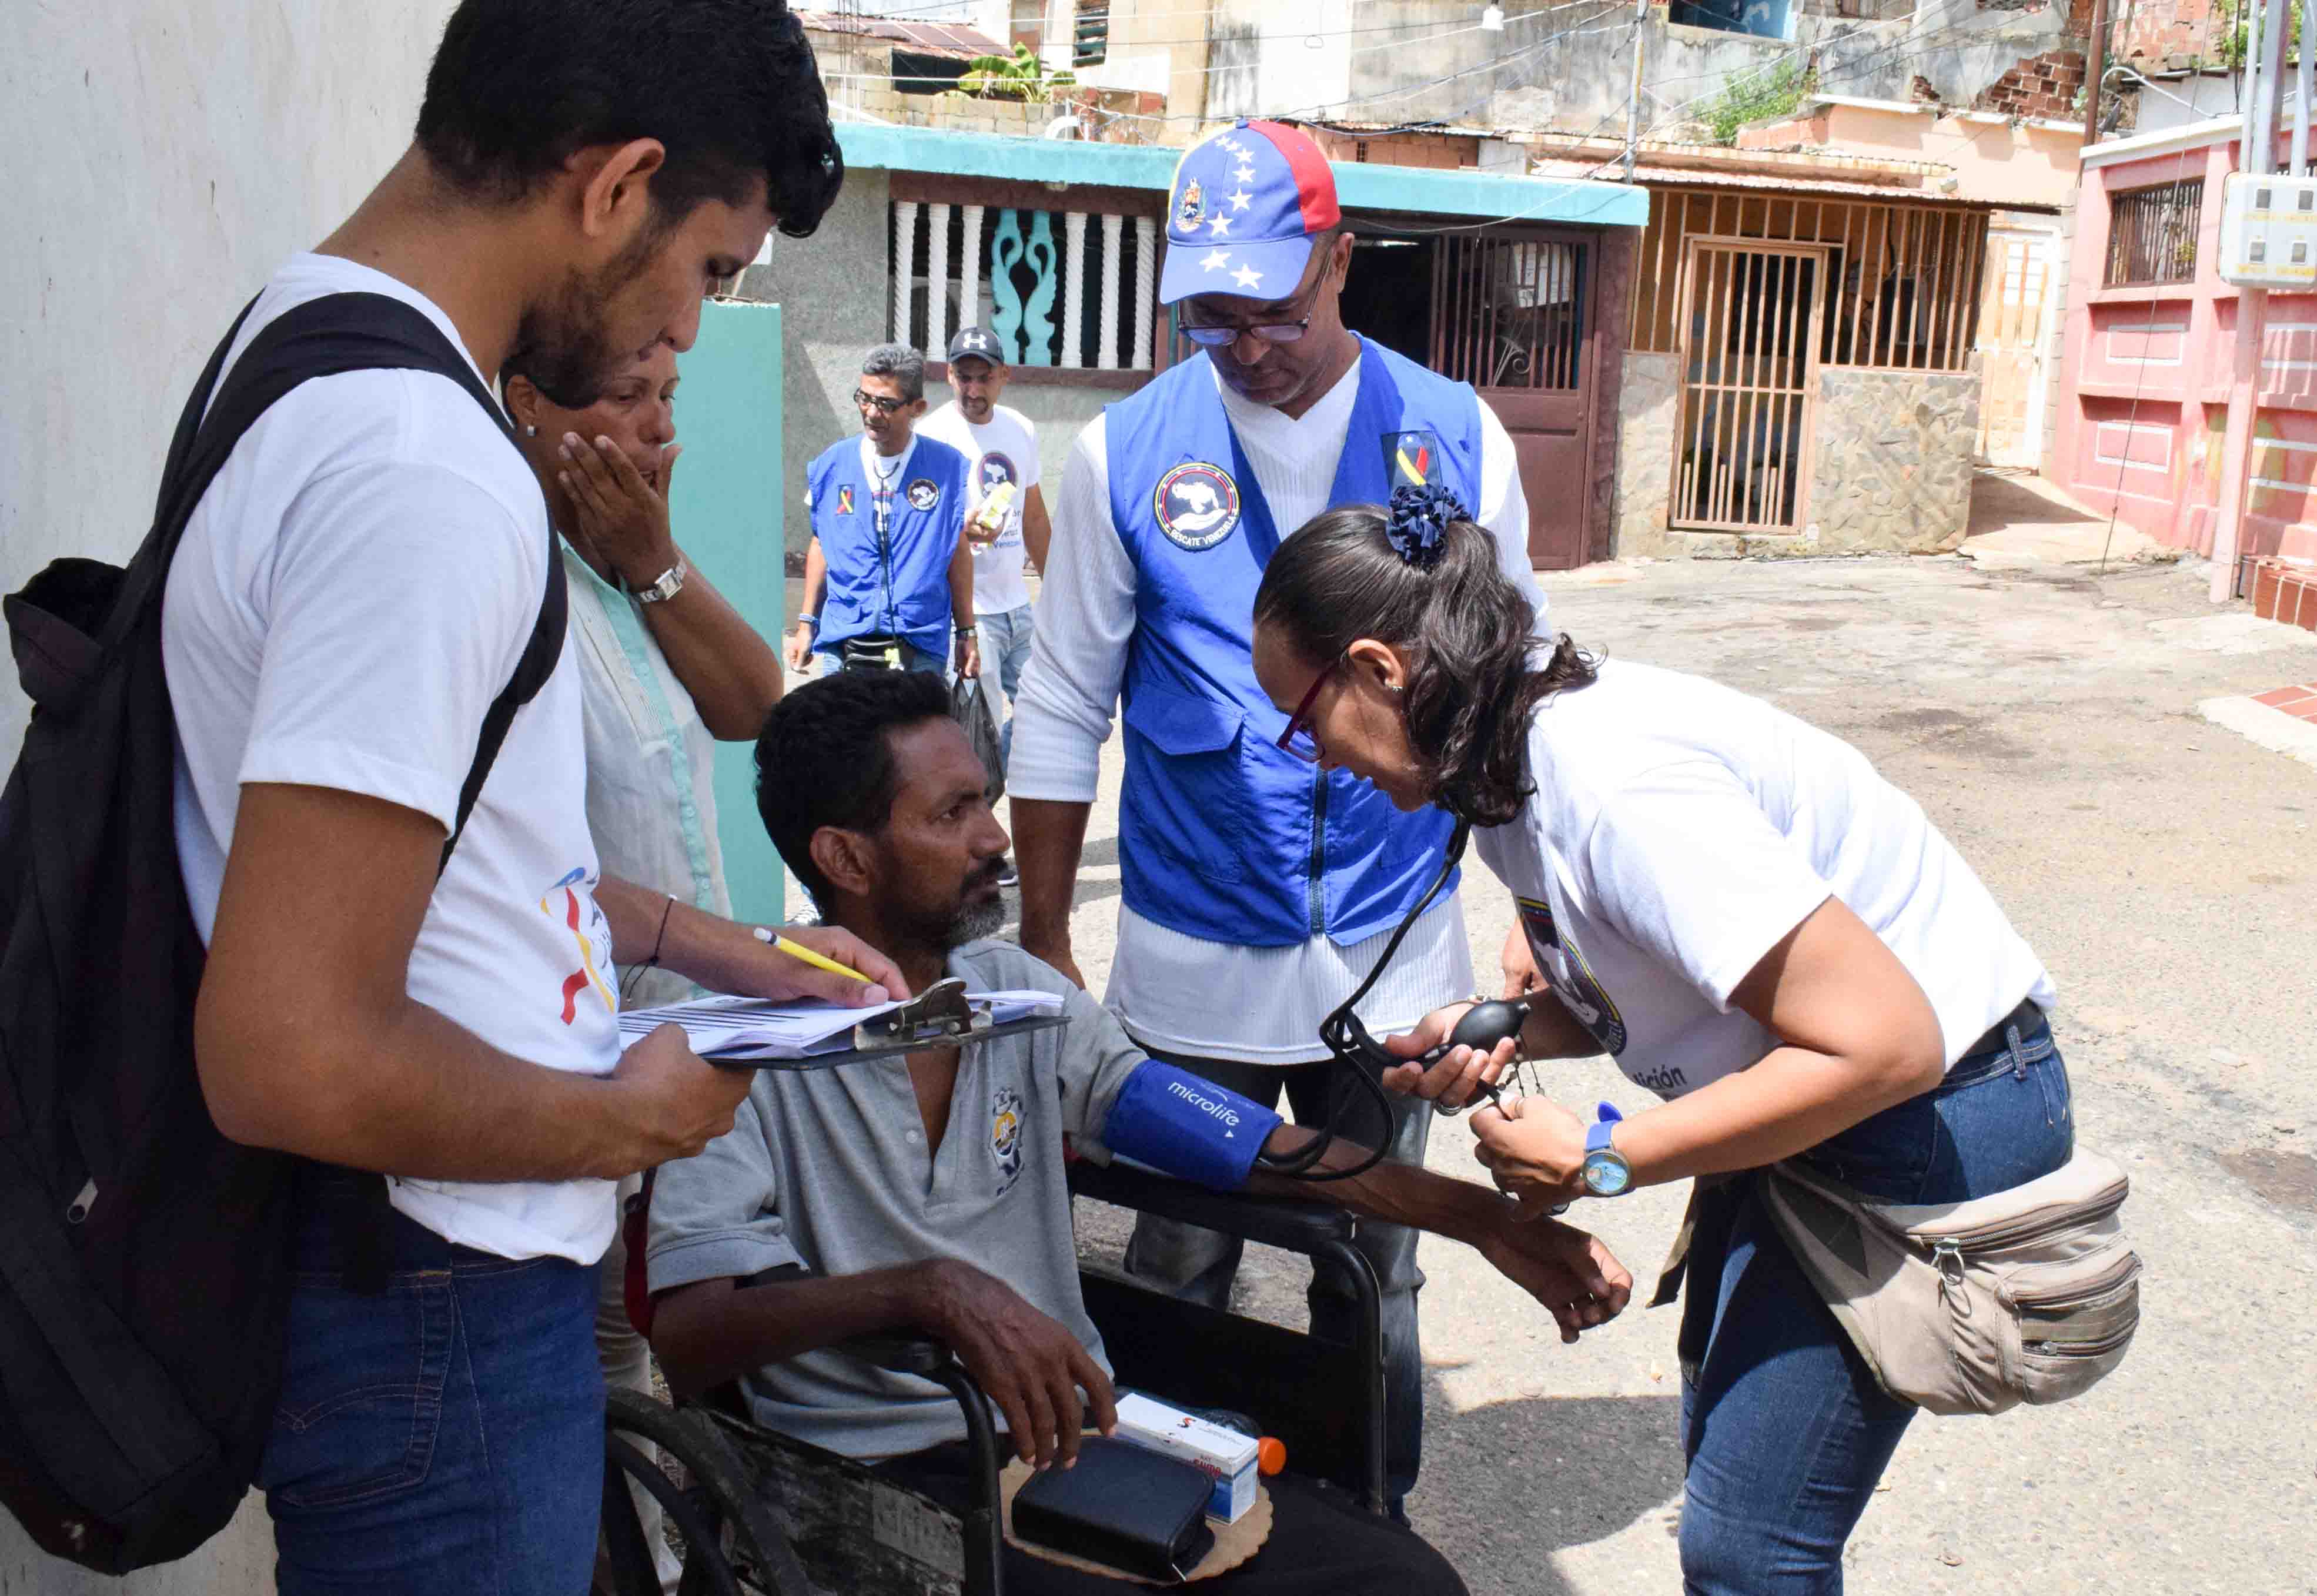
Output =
[{"x1": 2055, "y1": 116, "x2": 2317, "y2": 573}]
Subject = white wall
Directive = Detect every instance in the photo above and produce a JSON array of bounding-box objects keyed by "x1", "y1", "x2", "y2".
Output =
[
  {"x1": 0, "y1": 6, "x2": 457, "y2": 1588},
  {"x1": 0, "y1": 0, "x2": 458, "y2": 756}
]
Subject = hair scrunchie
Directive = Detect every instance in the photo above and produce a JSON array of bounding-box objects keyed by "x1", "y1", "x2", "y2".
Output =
[{"x1": 1383, "y1": 483, "x2": 1466, "y2": 570}]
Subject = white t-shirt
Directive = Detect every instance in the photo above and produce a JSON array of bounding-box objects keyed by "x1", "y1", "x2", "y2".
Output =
[
  {"x1": 916, "y1": 401, "x2": 1039, "y2": 616},
  {"x1": 1475, "y1": 661, "x2": 2056, "y2": 1100},
  {"x1": 1007, "y1": 360, "x2": 1541, "y2": 1061},
  {"x1": 164, "y1": 253, "x2": 621, "y2": 1263}
]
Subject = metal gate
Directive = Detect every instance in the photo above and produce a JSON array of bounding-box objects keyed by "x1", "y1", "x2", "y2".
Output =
[
  {"x1": 1429, "y1": 230, "x2": 1597, "y2": 568},
  {"x1": 1671, "y1": 240, "x2": 1826, "y2": 534}
]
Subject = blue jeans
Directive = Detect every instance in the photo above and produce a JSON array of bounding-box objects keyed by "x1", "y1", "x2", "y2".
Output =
[
  {"x1": 1121, "y1": 1047, "x2": 1433, "y2": 1514},
  {"x1": 1676, "y1": 1009, "x2": 2075, "y2": 1595},
  {"x1": 977, "y1": 601, "x2": 1035, "y2": 770},
  {"x1": 260, "y1": 1181, "x2": 606, "y2": 1595}
]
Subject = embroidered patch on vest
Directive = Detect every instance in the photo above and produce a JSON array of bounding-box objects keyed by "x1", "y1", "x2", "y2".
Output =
[
  {"x1": 1152, "y1": 461, "x2": 1242, "y2": 550},
  {"x1": 1515, "y1": 895, "x2": 1629, "y2": 1056},
  {"x1": 836, "y1": 484, "x2": 855, "y2": 516},
  {"x1": 1385, "y1": 430, "x2": 1443, "y2": 489},
  {"x1": 905, "y1": 477, "x2": 942, "y2": 511}
]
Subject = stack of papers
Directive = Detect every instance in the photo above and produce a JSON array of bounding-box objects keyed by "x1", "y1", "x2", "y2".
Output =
[{"x1": 620, "y1": 989, "x2": 1067, "y2": 1061}]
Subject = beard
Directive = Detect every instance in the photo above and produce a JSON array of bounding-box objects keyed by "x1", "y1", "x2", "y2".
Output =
[
  {"x1": 927, "y1": 861, "x2": 1008, "y2": 950},
  {"x1": 507, "y1": 222, "x2": 666, "y2": 409}
]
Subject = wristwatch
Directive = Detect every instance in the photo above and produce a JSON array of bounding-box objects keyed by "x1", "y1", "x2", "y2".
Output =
[
  {"x1": 954, "y1": 625, "x2": 977, "y2": 638},
  {"x1": 1580, "y1": 1103, "x2": 1633, "y2": 1198},
  {"x1": 634, "y1": 556, "x2": 688, "y2": 604}
]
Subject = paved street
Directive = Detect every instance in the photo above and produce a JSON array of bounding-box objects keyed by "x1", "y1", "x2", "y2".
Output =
[{"x1": 1001, "y1": 537, "x2": 2317, "y2": 1595}]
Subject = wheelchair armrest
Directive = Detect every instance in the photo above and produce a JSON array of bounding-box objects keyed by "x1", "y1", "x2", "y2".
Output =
[
  {"x1": 838, "y1": 1330, "x2": 955, "y2": 1377},
  {"x1": 1068, "y1": 1157, "x2": 1355, "y2": 1256}
]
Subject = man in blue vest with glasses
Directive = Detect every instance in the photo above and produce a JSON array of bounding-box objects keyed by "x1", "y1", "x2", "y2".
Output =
[
  {"x1": 1008, "y1": 120, "x2": 1547, "y2": 1517},
  {"x1": 787, "y1": 343, "x2": 979, "y2": 680}
]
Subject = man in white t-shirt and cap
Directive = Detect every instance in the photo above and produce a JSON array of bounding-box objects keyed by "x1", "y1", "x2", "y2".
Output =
[
  {"x1": 918, "y1": 326, "x2": 1051, "y2": 777},
  {"x1": 1007, "y1": 118, "x2": 1547, "y2": 1517}
]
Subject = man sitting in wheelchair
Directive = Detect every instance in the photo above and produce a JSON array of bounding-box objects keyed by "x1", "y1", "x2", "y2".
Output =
[{"x1": 643, "y1": 670, "x2": 1631, "y2": 1594}]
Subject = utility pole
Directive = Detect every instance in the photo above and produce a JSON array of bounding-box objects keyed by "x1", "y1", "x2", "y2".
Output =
[
  {"x1": 2212, "y1": 0, "x2": 2290, "y2": 603},
  {"x1": 2084, "y1": 0, "x2": 2107, "y2": 143},
  {"x1": 1621, "y1": 0, "x2": 1650, "y2": 180}
]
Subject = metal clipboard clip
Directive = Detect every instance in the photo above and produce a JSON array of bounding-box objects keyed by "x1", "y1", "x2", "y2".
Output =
[
  {"x1": 753, "y1": 978, "x2": 1073, "y2": 1070},
  {"x1": 852, "y1": 978, "x2": 988, "y2": 1052}
]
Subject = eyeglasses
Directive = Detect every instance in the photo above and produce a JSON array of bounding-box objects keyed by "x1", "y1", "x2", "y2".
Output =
[
  {"x1": 1181, "y1": 263, "x2": 1329, "y2": 349},
  {"x1": 852, "y1": 389, "x2": 907, "y2": 416},
  {"x1": 1276, "y1": 656, "x2": 1341, "y2": 764}
]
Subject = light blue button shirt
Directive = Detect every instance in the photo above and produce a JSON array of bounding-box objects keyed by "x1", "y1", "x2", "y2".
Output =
[{"x1": 561, "y1": 543, "x2": 730, "y2": 1010}]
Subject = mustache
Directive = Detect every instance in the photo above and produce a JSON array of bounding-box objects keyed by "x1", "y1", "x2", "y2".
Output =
[{"x1": 965, "y1": 859, "x2": 1005, "y2": 894}]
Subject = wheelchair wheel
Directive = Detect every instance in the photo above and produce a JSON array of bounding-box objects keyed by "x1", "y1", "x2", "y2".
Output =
[{"x1": 603, "y1": 1386, "x2": 817, "y2": 1596}]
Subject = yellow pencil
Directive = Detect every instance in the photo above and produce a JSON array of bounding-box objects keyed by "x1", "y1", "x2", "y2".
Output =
[{"x1": 754, "y1": 926, "x2": 873, "y2": 986}]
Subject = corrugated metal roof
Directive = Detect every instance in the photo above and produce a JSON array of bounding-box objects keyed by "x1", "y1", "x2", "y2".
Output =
[{"x1": 795, "y1": 11, "x2": 1005, "y2": 59}]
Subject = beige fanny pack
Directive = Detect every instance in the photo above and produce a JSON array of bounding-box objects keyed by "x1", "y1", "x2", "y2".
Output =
[{"x1": 1757, "y1": 1146, "x2": 2142, "y2": 1416}]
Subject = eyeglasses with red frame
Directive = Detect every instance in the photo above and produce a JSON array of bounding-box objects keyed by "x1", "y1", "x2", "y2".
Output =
[{"x1": 1275, "y1": 655, "x2": 1342, "y2": 764}]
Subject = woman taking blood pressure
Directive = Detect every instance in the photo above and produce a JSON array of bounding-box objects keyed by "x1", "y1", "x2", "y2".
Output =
[{"x1": 1248, "y1": 488, "x2": 2071, "y2": 1594}]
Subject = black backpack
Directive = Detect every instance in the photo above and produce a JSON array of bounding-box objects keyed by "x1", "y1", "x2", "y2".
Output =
[{"x1": 0, "y1": 291, "x2": 567, "y2": 1572}]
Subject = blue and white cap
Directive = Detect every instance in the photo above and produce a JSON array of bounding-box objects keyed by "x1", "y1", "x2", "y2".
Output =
[{"x1": 1158, "y1": 119, "x2": 1343, "y2": 306}]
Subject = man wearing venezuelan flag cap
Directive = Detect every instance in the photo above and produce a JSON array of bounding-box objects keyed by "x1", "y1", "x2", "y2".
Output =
[{"x1": 1008, "y1": 119, "x2": 1547, "y2": 1514}]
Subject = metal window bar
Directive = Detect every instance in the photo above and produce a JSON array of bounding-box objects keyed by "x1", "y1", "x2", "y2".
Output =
[
  {"x1": 2105, "y1": 179, "x2": 2204, "y2": 287},
  {"x1": 1433, "y1": 235, "x2": 1588, "y2": 392},
  {"x1": 1628, "y1": 188, "x2": 1985, "y2": 373},
  {"x1": 1670, "y1": 240, "x2": 1824, "y2": 535}
]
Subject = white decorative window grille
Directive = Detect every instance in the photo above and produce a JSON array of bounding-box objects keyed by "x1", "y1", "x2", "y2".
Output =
[{"x1": 890, "y1": 200, "x2": 1158, "y2": 372}]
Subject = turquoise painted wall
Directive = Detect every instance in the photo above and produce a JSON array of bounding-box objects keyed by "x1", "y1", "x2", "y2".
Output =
[{"x1": 666, "y1": 299, "x2": 787, "y2": 924}]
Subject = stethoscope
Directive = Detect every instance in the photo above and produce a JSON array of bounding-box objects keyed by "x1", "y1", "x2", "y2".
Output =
[{"x1": 1256, "y1": 820, "x2": 1533, "y2": 1183}]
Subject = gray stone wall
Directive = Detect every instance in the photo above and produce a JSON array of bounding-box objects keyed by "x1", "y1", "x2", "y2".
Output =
[
  {"x1": 1613, "y1": 352, "x2": 1683, "y2": 560},
  {"x1": 1804, "y1": 367, "x2": 1982, "y2": 554}
]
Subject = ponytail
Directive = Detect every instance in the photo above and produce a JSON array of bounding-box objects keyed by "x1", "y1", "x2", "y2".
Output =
[{"x1": 1253, "y1": 503, "x2": 1596, "y2": 826}]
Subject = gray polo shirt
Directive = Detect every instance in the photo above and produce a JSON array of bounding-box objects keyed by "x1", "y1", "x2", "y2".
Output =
[{"x1": 646, "y1": 939, "x2": 1147, "y2": 1461}]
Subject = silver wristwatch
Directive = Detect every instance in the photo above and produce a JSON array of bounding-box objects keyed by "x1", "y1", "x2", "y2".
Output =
[{"x1": 634, "y1": 556, "x2": 688, "y2": 604}]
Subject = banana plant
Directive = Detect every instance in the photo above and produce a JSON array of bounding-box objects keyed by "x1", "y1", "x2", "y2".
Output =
[{"x1": 945, "y1": 44, "x2": 1077, "y2": 104}]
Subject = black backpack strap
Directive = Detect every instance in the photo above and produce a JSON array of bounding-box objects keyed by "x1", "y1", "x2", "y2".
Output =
[
  {"x1": 442, "y1": 519, "x2": 566, "y2": 879},
  {"x1": 139, "y1": 291, "x2": 567, "y2": 874}
]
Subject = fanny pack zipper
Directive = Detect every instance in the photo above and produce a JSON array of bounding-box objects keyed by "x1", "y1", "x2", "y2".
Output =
[
  {"x1": 1916, "y1": 1176, "x2": 2129, "y2": 1257},
  {"x1": 2011, "y1": 1252, "x2": 2142, "y2": 1313}
]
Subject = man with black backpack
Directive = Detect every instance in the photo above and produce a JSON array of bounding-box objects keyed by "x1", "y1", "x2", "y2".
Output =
[{"x1": 0, "y1": 4, "x2": 906, "y2": 1592}]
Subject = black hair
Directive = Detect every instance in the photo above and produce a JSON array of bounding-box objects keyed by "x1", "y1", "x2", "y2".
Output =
[
  {"x1": 415, "y1": 0, "x2": 843, "y2": 237},
  {"x1": 1252, "y1": 507, "x2": 1597, "y2": 827},
  {"x1": 754, "y1": 670, "x2": 954, "y2": 910}
]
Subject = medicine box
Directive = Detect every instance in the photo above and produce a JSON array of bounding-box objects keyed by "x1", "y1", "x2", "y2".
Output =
[{"x1": 1111, "y1": 1393, "x2": 1259, "y2": 1524}]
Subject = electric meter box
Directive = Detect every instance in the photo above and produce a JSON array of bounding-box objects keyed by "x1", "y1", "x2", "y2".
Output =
[{"x1": 2219, "y1": 173, "x2": 2317, "y2": 287}]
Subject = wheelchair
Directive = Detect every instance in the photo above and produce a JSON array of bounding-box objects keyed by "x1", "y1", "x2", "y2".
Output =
[{"x1": 599, "y1": 1158, "x2": 1392, "y2": 1596}]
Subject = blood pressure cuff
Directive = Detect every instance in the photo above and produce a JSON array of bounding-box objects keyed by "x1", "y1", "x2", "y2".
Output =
[{"x1": 1099, "y1": 1060, "x2": 1283, "y2": 1191}]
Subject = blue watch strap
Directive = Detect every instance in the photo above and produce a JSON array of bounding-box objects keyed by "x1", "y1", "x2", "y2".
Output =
[{"x1": 1587, "y1": 1101, "x2": 1623, "y2": 1155}]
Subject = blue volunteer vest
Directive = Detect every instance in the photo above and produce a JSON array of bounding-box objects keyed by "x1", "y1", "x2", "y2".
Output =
[
  {"x1": 1104, "y1": 336, "x2": 1482, "y2": 948},
  {"x1": 805, "y1": 433, "x2": 969, "y2": 661}
]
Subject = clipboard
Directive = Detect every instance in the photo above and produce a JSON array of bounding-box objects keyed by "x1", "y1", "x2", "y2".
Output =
[{"x1": 716, "y1": 978, "x2": 1074, "y2": 1070}]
